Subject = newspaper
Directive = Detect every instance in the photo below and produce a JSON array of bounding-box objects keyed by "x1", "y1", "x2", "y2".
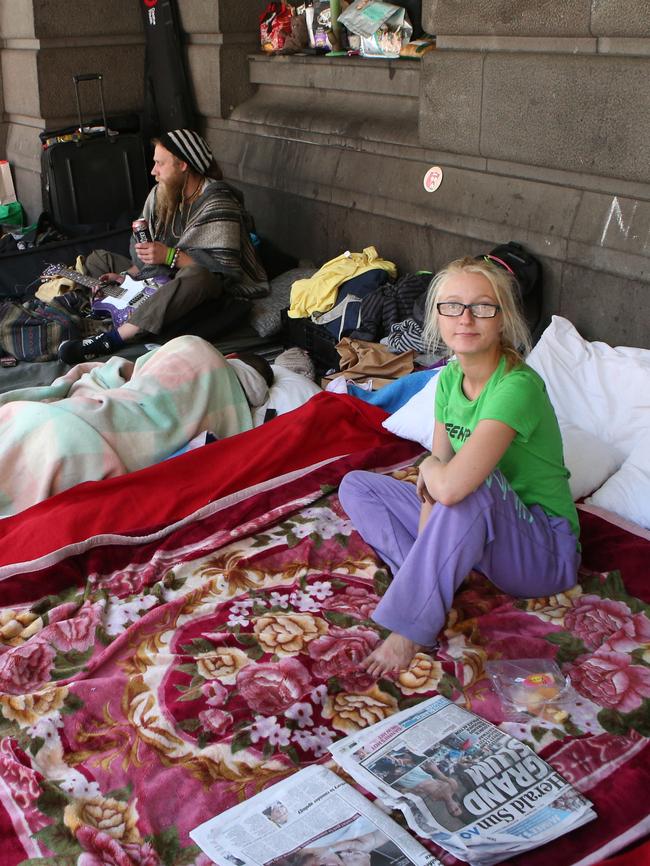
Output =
[
  {"x1": 329, "y1": 696, "x2": 596, "y2": 866},
  {"x1": 191, "y1": 764, "x2": 442, "y2": 866}
]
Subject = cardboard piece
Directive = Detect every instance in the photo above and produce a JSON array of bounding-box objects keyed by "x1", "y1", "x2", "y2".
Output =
[{"x1": 0, "y1": 160, "x2": 17, "y2": 205}]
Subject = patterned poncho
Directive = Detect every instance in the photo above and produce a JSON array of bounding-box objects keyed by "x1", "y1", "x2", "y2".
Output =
[{"x1": 131, "y1": 178, "x2": 269, "y2": 299}]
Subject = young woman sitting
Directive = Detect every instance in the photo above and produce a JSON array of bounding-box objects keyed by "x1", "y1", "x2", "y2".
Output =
[{"x1": 339, "y1": 256, "x2": 580, "y2": 676}]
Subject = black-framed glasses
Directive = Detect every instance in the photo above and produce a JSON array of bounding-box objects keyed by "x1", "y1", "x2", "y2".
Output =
[{"x1": 436, "y1": 302, "x2": 501, "y2": 318}]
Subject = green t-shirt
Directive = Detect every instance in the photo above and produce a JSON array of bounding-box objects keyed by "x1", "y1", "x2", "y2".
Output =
[{"x1": 435, "y1": 356, "x2": 580, "y2": 540}]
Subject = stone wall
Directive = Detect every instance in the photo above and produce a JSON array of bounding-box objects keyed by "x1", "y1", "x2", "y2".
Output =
[
  {"x1": 0, "y1": 0, "x2": 144, "y2": 219},
  {"x1": 189, "y1": 0, "x2": 649, "y2": 348},
  {"x1": 2, "y1": 0, "x2": 647, "y2": 347}
]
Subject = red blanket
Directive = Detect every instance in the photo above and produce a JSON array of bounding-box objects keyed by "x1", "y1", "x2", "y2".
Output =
[
  {"x1": 0, "y1": 394, "x2": 648, "y2": 866},
  {"x1": 0, "y1": 393, "x2": 413, "y2": 573}
]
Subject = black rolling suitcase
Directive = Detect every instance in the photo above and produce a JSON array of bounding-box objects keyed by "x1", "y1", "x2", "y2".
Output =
[{"x1": 41, "y1": 74, "x2": 150, "y2": 228}]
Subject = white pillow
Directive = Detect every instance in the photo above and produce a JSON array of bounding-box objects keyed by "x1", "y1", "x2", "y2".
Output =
[
  {"x1": 585, "y1": 435, "x2": 650, "y2": 530},
  {"x1": 381, "y1": 373, "x2": 439, "y2": 450},
  {"x1": 560, "y1": 424, "x2": 624, "y2": 500},
  {"x1": 527, "y1": 316, "x2": 650, "y2": 459},
  {"x1": 252, "y1": 364, "x2": 321, "y2": 425}
]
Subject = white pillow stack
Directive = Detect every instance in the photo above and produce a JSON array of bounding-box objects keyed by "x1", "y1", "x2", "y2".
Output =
[
  {"x1": 379, "y1": 317, "x2": 650, "y2": 530},
  {"x1": 527, "y1": 317, "x2": 650, "y2": 528},
  {"x1": 381, "y1": 372, "x2": 440, "y2": 451},
  {"x1": 558, "y1": 424, "x2": 623, "y2": 501},
  {"x1": 584, "y1": 435, "x2": 650, "y2": 529}
]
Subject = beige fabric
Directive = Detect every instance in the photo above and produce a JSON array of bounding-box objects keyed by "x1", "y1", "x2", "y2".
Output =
[
  {"x1": 35, "y1": 255, "x2": 86, "y2": 301},
  {"x1": 323, "y1": 338, "x2": 414, "y2": 389}
]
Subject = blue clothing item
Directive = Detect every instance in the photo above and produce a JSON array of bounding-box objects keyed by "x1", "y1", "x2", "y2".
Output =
[{"x1": 348, "y1": 368, "x2": 440, "y2": 413}]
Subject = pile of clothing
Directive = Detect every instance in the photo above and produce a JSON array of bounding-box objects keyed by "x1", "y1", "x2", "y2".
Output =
[{"x1": 286, "y1": 245, "x2": 436, "y2": 357}]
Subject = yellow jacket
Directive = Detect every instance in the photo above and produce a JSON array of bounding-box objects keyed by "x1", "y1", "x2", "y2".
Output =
[{"x1": 288, "y1": 246, "x2": 397, "y2": 318}]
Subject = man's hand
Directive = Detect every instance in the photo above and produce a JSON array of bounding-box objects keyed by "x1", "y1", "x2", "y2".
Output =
[
  {"x1": 99, "y1": 272, "x2": 125, "y2": 285},
  {"x1": 134, "y1": 241, "x2": 170, "y2": 266}
]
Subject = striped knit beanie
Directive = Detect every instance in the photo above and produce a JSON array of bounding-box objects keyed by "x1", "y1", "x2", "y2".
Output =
[{"x1": 159, "y1": 129, "x2": 213, "y2": 176}]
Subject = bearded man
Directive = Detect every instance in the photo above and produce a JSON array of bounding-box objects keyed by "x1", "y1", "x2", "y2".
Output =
[{"x1": 58, "y1": 129, "x2": 268, "y2": 364}]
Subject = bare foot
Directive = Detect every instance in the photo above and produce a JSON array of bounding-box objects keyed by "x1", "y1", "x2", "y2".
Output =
[{"x1": 362, "y1": 632, "x2": 421, "y2": 677}]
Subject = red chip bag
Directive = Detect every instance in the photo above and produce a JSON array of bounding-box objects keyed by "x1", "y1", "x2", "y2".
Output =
[{"x1": 260, "y1": 2, "x2": 294, "y2": 53}]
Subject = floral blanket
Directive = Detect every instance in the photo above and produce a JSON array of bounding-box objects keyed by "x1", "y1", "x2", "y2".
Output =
[{"x1": 0, "y1": 396, "x2": 648, "y2": 866}]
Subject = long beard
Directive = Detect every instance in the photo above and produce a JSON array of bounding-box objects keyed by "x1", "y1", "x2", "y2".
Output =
[{"x1": 154, "y1": 175, "x2": 185, "y2": 233}]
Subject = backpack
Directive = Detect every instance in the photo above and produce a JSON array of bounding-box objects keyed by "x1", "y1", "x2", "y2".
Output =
[
  {"x1": 0, "y1": 293, "x2": 91, "y2": 362},
  {"x1": 351, "y1": 271, "x2": 432, "y2": 342},
  {"x1": 483, "y1": 241, "x2": 543, "y2": 339}
]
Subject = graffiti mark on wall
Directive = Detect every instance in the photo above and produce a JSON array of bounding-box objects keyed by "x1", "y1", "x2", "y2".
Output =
[{"x1": 599, "y1": 196, "x2": 638, "y2": 247}]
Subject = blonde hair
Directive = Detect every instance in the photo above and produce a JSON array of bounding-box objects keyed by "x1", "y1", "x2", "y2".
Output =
[{"x1": 423, "y1": 256, "x2": 532, "y2": 368}]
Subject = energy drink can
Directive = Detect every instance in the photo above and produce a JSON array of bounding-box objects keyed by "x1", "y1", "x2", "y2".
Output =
[{"x1": 132, "y1": 218, "x2": 151, "y2": 244}]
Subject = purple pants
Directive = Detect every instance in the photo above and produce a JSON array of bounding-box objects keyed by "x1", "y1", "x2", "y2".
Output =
[{"x1": 338, "y1": 469, "x2": 580, "y2": 645}]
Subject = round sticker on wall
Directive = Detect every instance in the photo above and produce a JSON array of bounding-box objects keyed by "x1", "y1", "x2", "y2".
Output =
[{"x1": 423, "y1": 166, "x2": 443, "y2": 193}]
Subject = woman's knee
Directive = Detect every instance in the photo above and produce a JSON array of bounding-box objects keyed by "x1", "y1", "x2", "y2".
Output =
[{"x1": 339, "y1": 471, "x2": 371, "y2": 515}]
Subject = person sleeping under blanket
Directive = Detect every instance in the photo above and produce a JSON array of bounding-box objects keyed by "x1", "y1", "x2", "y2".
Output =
[{"x1": 0, "y1": 335, "x2": 273, "y2": 518}]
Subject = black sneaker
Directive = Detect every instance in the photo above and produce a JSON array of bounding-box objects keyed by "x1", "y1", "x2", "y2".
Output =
[{"x1": 58, "y1": 333, "x2": 117, "y2": 364}]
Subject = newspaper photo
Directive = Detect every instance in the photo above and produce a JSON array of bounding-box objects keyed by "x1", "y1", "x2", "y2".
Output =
[
  {"x1": 190, "y1": 765, "x2": 442, "y2": 866},
  {"x1": 329, "y1": 696, "x2": 596, "y2": 866}
]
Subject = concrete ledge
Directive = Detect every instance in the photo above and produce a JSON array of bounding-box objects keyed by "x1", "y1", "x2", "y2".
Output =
[
  {"x1": 3, "y1": 35, "x2": 143, "y2": 49},
  {"x1": 210, "y1": 126, "x2": 578, "y2": 259},
  {"x1": 487, "y1": 158, "x2": 650, "y2": 204},
  {"x1": 436, "y1": 36, "x2": 597, "y2": 54},
  {"x1": 598, "y1": 37, "x2": 650, "y2": 57},
  {"x1": 211, "y1": 115, "x2": 488, "y2": 171},
  {"x1": 231, "y1": 87, "x2": 418, "y2": 147},
  {"x1": 186, "y1": 33, "x2": 258, "y2": 46},
  {"x1": 248, "y1": 55, "x2": 421, "y2": 99},
  {"x1": 210, "y1": 110, "x2": 650, "y2": 203}
]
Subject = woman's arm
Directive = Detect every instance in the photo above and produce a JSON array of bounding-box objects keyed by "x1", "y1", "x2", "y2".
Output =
[
  {"x1": 419, "y1": 418, "x2": 516, "y2": 507},
  {"x1": 416, "y1": 419, "x2": 455, "y2": 530}
]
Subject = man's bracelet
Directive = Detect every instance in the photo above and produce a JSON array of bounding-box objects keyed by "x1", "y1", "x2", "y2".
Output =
[
  {"x1": 171, "y1": 248, "x2": 180, "y2": 268},
  {"x1": 165, "y1": 246, "x2": 176, "y2": 267}
]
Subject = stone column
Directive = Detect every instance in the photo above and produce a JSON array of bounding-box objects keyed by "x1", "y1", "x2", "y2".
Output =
[
  {"x1": 0, "y1": 0, "x2": 144, "y2": 220},
  {"x1": 177, "y1": 0, "x2": 258, "y2": 124}
]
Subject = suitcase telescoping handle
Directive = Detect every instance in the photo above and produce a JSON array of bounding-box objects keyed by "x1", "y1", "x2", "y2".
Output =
[{"x1": 72, "y1": 72, "x2": 110, "y2": 140}]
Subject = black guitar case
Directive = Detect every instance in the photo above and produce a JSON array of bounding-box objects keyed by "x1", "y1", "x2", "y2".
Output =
[{"x1": 140, "y1": 0, "x2": 195, "y2": 137}]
